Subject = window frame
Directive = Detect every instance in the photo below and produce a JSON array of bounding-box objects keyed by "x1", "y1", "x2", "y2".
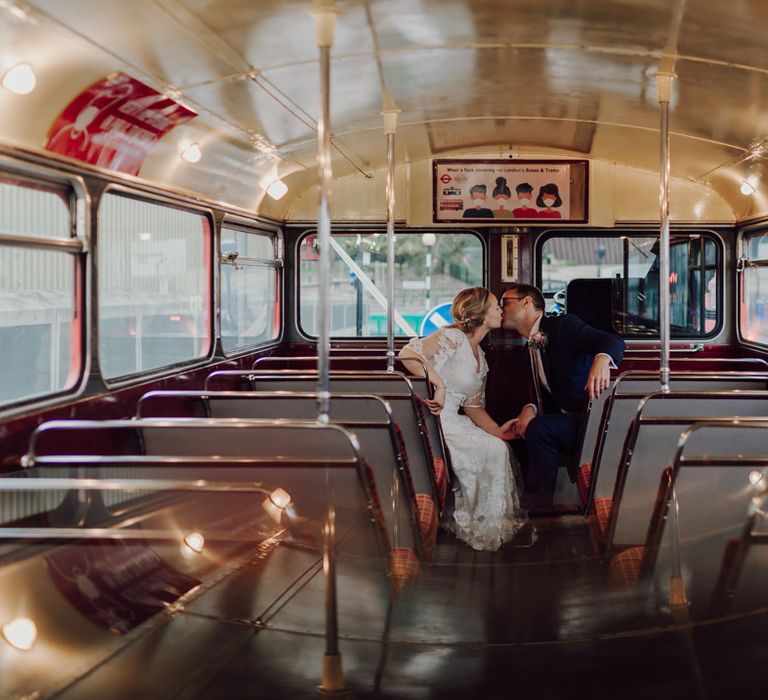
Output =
[
  {"x1": 737, "y1": 223, "x2": 768, "y2": 351},
  {"x1": 535, "y1": 228, "x2": 725, "y2": 340},
  {"x1": 295, "y1": 227, "x2": 486, "y2": 341},
  {"x1": 96, "y1": 185, "x2": 216, "y2": 387},
  {"x1": 0, "y1": 157, "x2": 88, "y2": 414},
  {"x1": 219, "y1": 218, "x2": 283, "y2": 357}
]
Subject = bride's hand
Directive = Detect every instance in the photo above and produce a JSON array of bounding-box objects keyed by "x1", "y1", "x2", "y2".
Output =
[
  {"x1": 425, "y1": 385, "x2": 445, "y2": 415},
  {"x1": 499, "y1": 418, "x2": 520, "y2": 440}
]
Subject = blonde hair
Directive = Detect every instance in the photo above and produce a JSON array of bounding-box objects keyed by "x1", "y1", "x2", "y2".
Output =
[{"x1": 450, "y1": 287, "x2": 491, "y2": 333}]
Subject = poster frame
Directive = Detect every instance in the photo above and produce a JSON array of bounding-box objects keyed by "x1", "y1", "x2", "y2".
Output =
[{"x1": 432, "y1": 158, "x2": 589, "y2": 224}]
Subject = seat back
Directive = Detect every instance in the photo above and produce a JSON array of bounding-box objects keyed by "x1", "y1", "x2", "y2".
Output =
[
  {"x1": 137, "y1": 391, "x2": 426, "y2": 557},
  {"x1": 608, "y1": 392, "x2": 768, "y2": 550},
  {"x1": 645, "y1": 421, "x2": 768, "y2": 619}
]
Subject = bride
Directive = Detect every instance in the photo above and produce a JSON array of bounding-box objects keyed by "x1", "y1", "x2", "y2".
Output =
[{"x1": 399, "y1": 287, "x2": 528, "y2": 551}]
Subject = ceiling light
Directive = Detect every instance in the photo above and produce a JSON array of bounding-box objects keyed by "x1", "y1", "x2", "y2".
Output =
[
  {"x1": 266, "y1": 179, "x2": 288, "y2": 200},
  {"x1": 183, "y1": 532, "x2": 205, "y2": 553},
  {"x1": 180, "y1": 142, "x2": 201, "y2": 164},
  {"x1": 748, "y1": 470, "x2": 765, "y2": 488},
  {"x1": 2, "y1": 63, "x2": 36, "y2": 95},
  {"x1": 2, "y1": 618, "x2": 37, "y2": 651},
  {"x1": 740, "y1": 181, "x2": 756, "y2": 196}
]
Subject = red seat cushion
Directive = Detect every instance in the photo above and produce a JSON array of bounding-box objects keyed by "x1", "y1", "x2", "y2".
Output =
[
  {"x1": 389, "y1": 547, "x2": 420, "y2": 594},
  {"x1": 609, "y1": 546, "x2": 645, "y2": 588},
  {"x1": 576, "y1": 461, "x2": 592, "y2": 506},
  {"x1": 587, "y1": 497, "x2": 612, "y2": 550},
  {"x1": 416, "y1": 492, "x2": 438, "y2": 559},
  {"x1": 433, "y1": 457, "x2": 447, "y2": 511}
]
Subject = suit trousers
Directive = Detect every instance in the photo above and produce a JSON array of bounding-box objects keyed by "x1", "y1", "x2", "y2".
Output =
[{"x1": 523, "y1": 412, "x2": 582, "y2": 507}]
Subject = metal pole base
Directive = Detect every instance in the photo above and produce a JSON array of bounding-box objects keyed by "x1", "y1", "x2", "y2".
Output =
[
  {"x1": 316, "y1": 653, "x2": 346, "y2": 696},
  {"x1": 669, "y1": 576, "x2": 690, "y2": 610}
]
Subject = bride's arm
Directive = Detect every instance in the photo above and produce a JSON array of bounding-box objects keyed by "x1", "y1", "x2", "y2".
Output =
[
  {"x1": 463, "y1": 406, "x2": 507, "y2": 438},
  {"x1": 399, "y1": 344, "x2": 446, "y2": 415}
]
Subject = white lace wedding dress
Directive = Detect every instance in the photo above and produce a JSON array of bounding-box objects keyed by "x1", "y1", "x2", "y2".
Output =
[{"x1": 406, "y1": 327, "x2": 526, "y2": 551}]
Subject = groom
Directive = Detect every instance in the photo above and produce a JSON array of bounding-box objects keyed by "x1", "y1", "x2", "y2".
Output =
[{"x1": 500, "y1": 283, "x2": 625, "y2": 511}]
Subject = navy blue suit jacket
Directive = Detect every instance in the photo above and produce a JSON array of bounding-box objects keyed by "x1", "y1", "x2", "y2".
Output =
[{"x1": 534, "y1": 314, "x2": 625, "y2": 414}]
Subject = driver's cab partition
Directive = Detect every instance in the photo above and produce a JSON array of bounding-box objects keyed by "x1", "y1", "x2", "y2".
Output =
[{"x1": 565, "y1": 278, "x2": 622, "y2": 335}]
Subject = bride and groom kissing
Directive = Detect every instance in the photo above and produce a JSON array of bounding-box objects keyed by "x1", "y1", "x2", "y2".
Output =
[{"x1": 399, "y1": 283, "x2": 625, "y2": 552}]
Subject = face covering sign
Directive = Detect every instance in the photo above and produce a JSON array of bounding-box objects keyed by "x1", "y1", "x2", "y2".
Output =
[{"x1": 432, "y1": 159, "x2": 587, "y2": 223}]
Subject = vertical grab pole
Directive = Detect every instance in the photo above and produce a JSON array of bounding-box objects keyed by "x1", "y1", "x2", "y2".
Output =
[
  {"x1": 656, "y1": 71, "x2": 675, "y2": 392},
  {"x1": 312, "y1": 2, "x2": 345, "y2": 696},
  {"x1": 313, "y1": 0, "x2": 339, "y2": 424},
  {"x1": 382, "y1": 100, "x2": 399, "y2": 373}
]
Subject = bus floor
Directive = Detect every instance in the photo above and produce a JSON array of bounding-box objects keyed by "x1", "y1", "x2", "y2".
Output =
[{"x1": 54, "y1": 515, "x2": 768, "y2": 700}]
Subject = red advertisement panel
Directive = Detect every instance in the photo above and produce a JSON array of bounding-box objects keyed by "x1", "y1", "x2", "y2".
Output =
[{"x1": 45, "y1": 72, "x2": 196, "y2": 175}]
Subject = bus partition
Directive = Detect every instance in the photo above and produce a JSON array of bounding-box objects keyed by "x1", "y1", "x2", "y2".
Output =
[
  {"x1": 588, "y1": 391, "x2": 768, "y2": 555},
  {"x1": 608, "y1": 420, "x2": 768, "y2": 622},
  {"x1": 251, "y1": 355, "x2": 453, "y2": 491},
  {"x1": 136, "y1": 390, "x2": 435, "y2": 560},
  {"x1": 22, "y1": 418, "x2": 411, "y2": 595},
  {"x1": 205, "y1": 370, "x2": 447, "y2": 513},
  {"x1": 577, "y1": 370, "x2": 768, "y2": 515}
]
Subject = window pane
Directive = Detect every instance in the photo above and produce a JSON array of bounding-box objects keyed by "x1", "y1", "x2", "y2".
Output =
[
  {"x1": 747, "y1": 232, "x2": 768, "y2": 260},
  {"x1": 221, "y1": 265, "x2": 278, "y2": 352},
  {"x1": 98, "y1": 195, "x2": 210, "y2": 380},
  {"x1": 222, "y1": 227, "x2": 275, "y2": 259},
  {"x1": 0, "y1": 180, "x2": 71, "y2": 237},
  {"x1": 742, "y1": 230, "x2": 768, "y2": 346},
  {"x1": 299, "y1": 232, "x2": 482, "y2": 337},
  {"x1": 0, "y1": 246, "x2": 76, "y2": 405},
  {"x1": 541, "y1": 234, "x2": 720, "y2": 337}
]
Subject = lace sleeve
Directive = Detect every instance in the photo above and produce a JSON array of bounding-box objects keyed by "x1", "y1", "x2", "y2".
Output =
[
  {"x1": 464, "y1": 348, "x2": 487, "y2": 408},
  {"x1": 405, "y1": 328, "x2": 461, "y2": 375}
]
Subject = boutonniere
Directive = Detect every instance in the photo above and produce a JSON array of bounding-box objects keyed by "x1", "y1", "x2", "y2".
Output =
[{"x1": 526, "y1": 331, "x2": 548, "y2": 350}]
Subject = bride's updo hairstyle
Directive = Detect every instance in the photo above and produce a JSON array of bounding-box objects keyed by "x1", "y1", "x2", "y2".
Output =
[{"x1": 450, "y1": 286, "x2": 491, "y2": 333}]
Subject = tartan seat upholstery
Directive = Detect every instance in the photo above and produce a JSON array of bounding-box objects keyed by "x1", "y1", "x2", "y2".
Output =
[
  {"x1": 587, "y1": 497, "x2": 612, "y2": 550},
  {"x1": 389, "y1": 547, "x2": 420, "y2": 593},
  {"x1": 415, "y1": 493, "x2": 438, "y2": 559},
  {"x1": 576, "y1": 461, "x2": 592, "y2": 506},
  {"x1": 608, "y1": 546, "x2": 645, "y2": 588}
]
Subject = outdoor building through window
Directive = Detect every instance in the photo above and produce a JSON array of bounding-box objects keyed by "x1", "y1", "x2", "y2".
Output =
[
  {"x1": 299, "y1": 231, "x2": 483, "y2": 337},
  {"x1": 539, "y1": 233, "x2": 721, "y2": 337}
]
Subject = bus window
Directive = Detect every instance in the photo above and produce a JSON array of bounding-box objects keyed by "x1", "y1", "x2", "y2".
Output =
[
  {"x1": 539, "y1": 233, "x2": 721, "y2": 338},
  {"x1": 740, "y1": 231, "x2": 768, "y2": 346},
  {"x1": 97, "y1": 193, "x2": 211, "y2": 381},
  {"x1": 0, "y1": 178, "x2": 80, "y2": 407},
  {"x1": 220, "y1": 226, "x2": 280, "y2": 353},
  {"x1": 298, "y1": 231, "x2": 483, "y2": 337}
]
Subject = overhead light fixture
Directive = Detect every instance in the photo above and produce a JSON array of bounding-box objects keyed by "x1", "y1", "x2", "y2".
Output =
[
  {"x1": 180, "y1": 142, "x2": 202, "y2": 164},
  {"x1": 740, "y1": 175, "x2": 758, "y2": 196},
  {"x1": 2, "y1": 63, "x2": 36, "y2": 95},
  {"x1": 183, "y1": 532, "x2": 205, "y2": 554},
  {"x1": 265, "y1": 179, "x2": 288, "y2": 200},
  {"x1": 749, "y1": 470, "x2": 765, "y2": 488},
  {"x1": 262, "y1": 487, "x2": 292, "y2": 523},
  {"x1": 2, "y1": 617, "x2": 37, "y2": 651}
]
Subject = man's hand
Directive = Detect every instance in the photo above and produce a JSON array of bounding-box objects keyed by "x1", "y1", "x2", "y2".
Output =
[
  {"x1": 499, "y1": 405, "x2": 536, "y2": 440},
  {"x1": 585, "y1": 354, "x2": 612, "y2": 401}
]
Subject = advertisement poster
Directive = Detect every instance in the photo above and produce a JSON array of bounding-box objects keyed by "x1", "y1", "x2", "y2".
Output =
[
  {"x1": 433, "y1": 159, "x2": 588, "y2": 223},
  {"x1": 45, "y1": 72, "x2": 197, "y2": 176}
]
